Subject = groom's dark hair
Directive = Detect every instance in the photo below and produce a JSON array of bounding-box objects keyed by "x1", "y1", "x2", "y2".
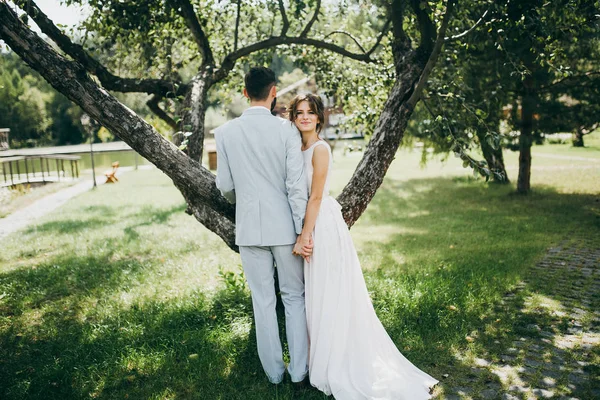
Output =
[{"x1": 244, "y1": 67, "x2": 276, "y2": 101}]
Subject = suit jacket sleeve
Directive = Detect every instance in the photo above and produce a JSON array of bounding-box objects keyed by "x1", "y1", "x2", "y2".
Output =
[
  {"x1": 284, "y1": 124, "x2": 308, "y2": 234},
  {"x1": 215, "y1": 128, "x2": 236, "y2": 204}
]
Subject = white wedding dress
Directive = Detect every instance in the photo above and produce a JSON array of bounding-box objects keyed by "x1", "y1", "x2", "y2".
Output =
[{"x1": 303, "y1": 140, "x2": 438, "y2": 400}]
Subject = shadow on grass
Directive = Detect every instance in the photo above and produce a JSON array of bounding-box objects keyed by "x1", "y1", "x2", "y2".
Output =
[
  {"x1": 354, "y1": 177, "x2": 599, "y2": 399},
  {"x1": 123, "y1": 204, "x2": 188, "y2": 242},
  {"x1": 0, "y1": 251, "x2": 312, "y2": 399},
  {"x1": 23, "y1": 203, "x2": 187, "y2": 237}
]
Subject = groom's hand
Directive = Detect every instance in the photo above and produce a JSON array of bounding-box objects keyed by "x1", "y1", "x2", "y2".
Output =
[{"x1": 293, "y1": 234, "x2": 313, "y2": 262}]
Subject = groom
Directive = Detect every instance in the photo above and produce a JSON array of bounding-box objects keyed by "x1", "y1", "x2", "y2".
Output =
[{"x1": 214, "y1": 67, "x2": 311, "y2": 385}]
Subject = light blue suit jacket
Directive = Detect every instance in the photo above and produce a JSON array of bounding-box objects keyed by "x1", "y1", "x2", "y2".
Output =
[{"x1": 215, "y1": 107, "x2": 308, "y2": 246}]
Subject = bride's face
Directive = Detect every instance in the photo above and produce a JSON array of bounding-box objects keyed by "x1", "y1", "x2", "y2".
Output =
[{"x1": 294, "y1": 101, "x2": 318, "y2": 134}]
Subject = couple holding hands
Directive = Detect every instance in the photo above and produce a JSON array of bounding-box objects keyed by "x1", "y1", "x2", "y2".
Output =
[{"x1": 215, "y1": 67, "x2": 437, "y2": 399}]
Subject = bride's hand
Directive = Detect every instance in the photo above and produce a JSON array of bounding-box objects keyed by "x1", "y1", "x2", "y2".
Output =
[
  {"x1": 302, "y1": 236, "x2": 314, "y2": 255},
  {"x1": 292, "y1": 242, "x2": 303, "y2": 256},
  {"x1": 293, "y1": 234, "x2": 312, "y2": 262}
]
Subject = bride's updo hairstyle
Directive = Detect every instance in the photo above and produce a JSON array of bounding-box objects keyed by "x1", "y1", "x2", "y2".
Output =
[{"x1": 287, "y1": 94, "x2": 325, "y2": 134}]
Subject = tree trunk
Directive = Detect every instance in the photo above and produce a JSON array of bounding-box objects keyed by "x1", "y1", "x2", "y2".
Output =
[
  {"x1": 573, "y1": 127, "x2": 585, "y2": 147},
  {"x1": 181, "y1": 72, "x2": 211, "y2": 162},
  {"x1": 517, "y1": 76, "x2": 535, "y2": 194},
  {"x1": 476, "y1": 127, "x2": 509, "y2": 184},
  {"x1": 336, "y1": 0, "x2": 454, "y2": 226},
  {"x1": 337, "y1": 47, "x2": 425, "y2": 225}
]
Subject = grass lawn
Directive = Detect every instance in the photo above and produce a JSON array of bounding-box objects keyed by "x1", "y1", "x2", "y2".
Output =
[{"x1": 0, "y1": 140, "x2": 599, "y2": 399}]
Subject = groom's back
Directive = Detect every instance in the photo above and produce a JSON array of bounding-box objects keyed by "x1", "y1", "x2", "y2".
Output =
[{"x1": 214, "y1": 107, "x2": 306, "y2": 246}]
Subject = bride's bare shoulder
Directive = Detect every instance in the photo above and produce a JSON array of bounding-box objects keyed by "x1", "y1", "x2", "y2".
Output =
[{"x1": 311, "y1": 143, "x2": 330, "y2": 165}]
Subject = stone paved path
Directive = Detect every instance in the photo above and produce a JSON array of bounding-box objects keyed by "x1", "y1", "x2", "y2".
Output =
[
  {"x1": 443, "y1": 240, "x2": 600, "y2": 400},
  {"x1": 0, "y1": 166, "x2": 151, "y2": 239}
]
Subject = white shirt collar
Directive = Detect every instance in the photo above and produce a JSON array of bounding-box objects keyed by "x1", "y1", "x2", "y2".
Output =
[{"x1": 246, "y1": 105, "x2": 270, "y2": 111}]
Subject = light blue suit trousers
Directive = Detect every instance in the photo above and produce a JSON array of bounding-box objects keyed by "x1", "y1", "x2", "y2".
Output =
[
  {"x1": 239, "y1": 245, "x2": 308, "y2": 383},
  {"x1": 215, "y1": 106, "x2": 309, "y2": 383}
]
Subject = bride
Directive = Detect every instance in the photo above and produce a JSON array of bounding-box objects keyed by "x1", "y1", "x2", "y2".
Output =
[{"x1": 289, "y1": 94, "x2": 438, "y2": 399}]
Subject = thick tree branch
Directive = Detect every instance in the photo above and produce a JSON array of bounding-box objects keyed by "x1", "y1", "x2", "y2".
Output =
[
  {"x1": 323, "y1": 30, "x2": 366, "y2": 53},
  {"x1": 147, "y1": 95, "x2": 178, "y2": 130},
  {"x1": 336, "y1": 0, "x2": 456, "y2": 226},
  {"x1": 389, "y1": 0, "x2": 406, "y2": 41},
  {"x1": 408, "y1": 0, "x2": 436, "y2": 53},
  {"x1": 0, "y1": 1, "x2": 236, "y2": 249},
  {"x1": 388, "y1": 0, "x2": 409, "y2": 65},
  {"x1": 174, "y1": 0, "x2": 214, "y2": 65},
  {"x1": 406, "y1": 0, "x2": 456, "y2": 111},
  {"x1": 14, "y1": 0, "x2": 186, "y2": 96},
  {"x1": 365, "y1": 18, "x2": 392, "y2": 57},
  {"x1": 446, "y1": 8, "x2": 489, "y2": 41},
  {"x1": 213, "y1": 35, "x2": 376, "y2": 82},
  {"x1": 538, "y1": 71, "x2": 600, "y2": 92},
  {"x1": 278, "y1": 0, "x2": 290, "y2": 36},
  {"x1": 300, "y1": 0, "x2": 321, "y2": 37},
  {"x1": 579, "y1": 122, "x2": 599, "y2": 135},
  {"x1": 181, "y1": 73, "x2": 210, "y2": 162},
  {"x1": 234, "y1": 0, "x2": 241, "y2": 51}
]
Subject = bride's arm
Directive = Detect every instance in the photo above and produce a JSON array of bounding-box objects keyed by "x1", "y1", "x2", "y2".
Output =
[{"x1": 294, "y1": 145, "x2": 329, "y2": 260}]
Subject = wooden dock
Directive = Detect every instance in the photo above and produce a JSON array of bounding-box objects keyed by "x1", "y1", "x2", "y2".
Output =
[
  {"x1": 0, "y1": 141, "x2": 133, "y2": 157},
  {"x1": 1, "y1": 155, "x2": 80, "y2": 188}
]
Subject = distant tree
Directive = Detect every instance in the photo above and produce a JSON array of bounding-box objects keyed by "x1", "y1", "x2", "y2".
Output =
[
  {"x1": 0, "y1": 53, "x2": 50, "y2": 147},
  {"x1": 0, "y1": 51, "x2": 87, "y2": 147},
  {"x1": 535, "y1": 24, "x2": 600, "y2": 148},
  {"x1": 403, "y1": 0, "x2": 599, "y2": 190},
  {"x1": 490, "y1": 0, "x2": 599, "y2": 193},
  {"x1": 410, "y1": 2, "x2": 510, "y2": 184}
]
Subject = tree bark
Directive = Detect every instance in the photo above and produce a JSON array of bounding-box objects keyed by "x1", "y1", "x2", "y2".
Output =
[
  {"x1": 337, "y1": 57, "x2": 422, "y2": 225},
  {"x1": 517, "y1": 75, "x2": 535, "y2": 194},
  {"x1": 572, "y1": 127, "x2": 585, "y2": 147},
  {"x1": 181, "y1": 72, "x2": 211, "y2": 162},
  {"x1": 337, "y1": 0, "x2": 455, "y2": 226},
  {"x1": 476, "y1": 127, "x2": 509, "y2": 183}
]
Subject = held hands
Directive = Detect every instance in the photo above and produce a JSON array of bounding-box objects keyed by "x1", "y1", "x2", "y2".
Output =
[{"x1": 293, "y1": 233, "x2": 313, "y2": 262}]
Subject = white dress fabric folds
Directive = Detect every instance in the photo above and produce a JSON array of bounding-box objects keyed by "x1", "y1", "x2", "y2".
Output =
[{"x1": 303, "y1": 140, "x2": 438, "y2": 400}]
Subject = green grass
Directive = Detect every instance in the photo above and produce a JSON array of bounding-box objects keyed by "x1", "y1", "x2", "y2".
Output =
[
  {"x1": 532, "y1": 130, "x2": 600, "y2": 158},
  {"x1": 0, "y1": 142, "x2": 599, "y2": 399}
]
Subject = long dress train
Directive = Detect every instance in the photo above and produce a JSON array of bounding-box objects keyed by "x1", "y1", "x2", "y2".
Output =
[{"x1": 303, "y1": 140, "x2": 438, "y2": 400}]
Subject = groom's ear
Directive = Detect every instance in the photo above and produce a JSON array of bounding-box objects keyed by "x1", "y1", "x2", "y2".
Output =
[
  {"x1": 243, "y1": 88, "x2": 250, "y2": 100},
  {"x1": 270, "y1": 85, "x2": 277, "y2": 98}
]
